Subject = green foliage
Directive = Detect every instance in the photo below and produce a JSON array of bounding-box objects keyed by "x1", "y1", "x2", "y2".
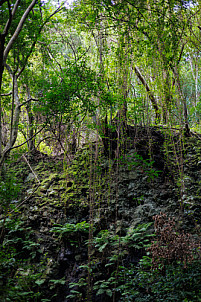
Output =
[
  {"x1": 122, "y1": 223, "x2": 154, "y2": 249},
  {"x1": 49, "y1": 277, "x2": 66, "y2": 290},
  {"x1": 51, "y1": 221, "x2": 90, "y2": 236},
  {"x1": 93, "y1": 229, "x2": 119, "y2": 252},
  {"x1": 0, "y1": 173, "x2": 20, "y2": 211},
  {"x1": 93, "y1": 279, "x2": 113, "y2": 297},
  {"x1": 66, "y1": 278, "x2": 87, "y2": 300},
  {"x1": 116, "y1": 260, "x2": 201, "y2": 302},
  {"x1": 66, "y1": 222, "x2": 154, "y2": 300},
  {"x1": 115, "y1": 214, "x2": 201, "y2": 301},
  {"x1": 64, "y1": 214, "x2": 201, "y2": 301},
  {"x1": 51, "y1": 221, "x2": 91, "y2": 247},
  {"x1": 38, "y1": 60, "x2": 99, "y2": 121},
  {"x1": 1, "y1": 1, "x2": 201, "y2": 301},
  {"x1": 124, "y1": 152, "x2": 161, "y2": 181},
  {"x1": 0, "y1": 218, "x2": 45, "y2": 301},
  {"x1": 92, "y1": 222, "x2": 153, "y2": 255}
]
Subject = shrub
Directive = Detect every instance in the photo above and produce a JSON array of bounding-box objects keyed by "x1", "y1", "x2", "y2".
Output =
[{"x1": 148, "y1": 213, "x2": 201, "y2": 269}]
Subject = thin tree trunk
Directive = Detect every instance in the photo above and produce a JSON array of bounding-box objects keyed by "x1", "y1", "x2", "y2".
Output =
[
  {"x1": 26, "y1": 85, "x2": 35, "y2": 154},
  {"x1": 0, "y1": 34, "x2": 5, "y2": 157},
  {"x1": 189, "y1": 54, "x2": 198, "y2": 106},
  {"x1": 173, "y1": 67, "x2": 190, "y2": 136},
  {"x1": 0, "y1": 0, "x2": 36, "y2": 163},
  {"x1": 3, "y1": 0, "x2": 37, "y2": 62},
  {"x1": 134, "y1": 66, "x2": 160, "y2": 122},
  {"x1": 0, "y1": 68, "x2": 21, "y2": 168}
]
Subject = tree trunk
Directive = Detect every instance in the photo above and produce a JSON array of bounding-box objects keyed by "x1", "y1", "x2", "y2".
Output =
[
  {"x1": 134, "y1": 66, "x2": 160, "y2": 123},
  {"x1": 173, "y1": 67, "x2": 190, "y2": 136},
  {"x1": 0, "y1": 71, "x2": 21, "y2": 168},
  {"x1": 0, "y1": 0, "x2": 37, "y2": 168},
  {"x1": 26, "y1": 85, "x2": 35, "y2": 155},
  {"x1": 0, "y1": 34, "x2": 5, "y2": 158}
]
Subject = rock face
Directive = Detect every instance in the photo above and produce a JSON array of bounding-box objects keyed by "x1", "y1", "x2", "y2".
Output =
[{"x1": 1, "y1": 126, "x2": 201, "y2": 301}]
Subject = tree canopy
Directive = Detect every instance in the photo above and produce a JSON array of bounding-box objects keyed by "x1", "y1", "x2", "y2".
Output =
[{"x1": 0, "y1": 0, "x2": 201, "y2": 166}]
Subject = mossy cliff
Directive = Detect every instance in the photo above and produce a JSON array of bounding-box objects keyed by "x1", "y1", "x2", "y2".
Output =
[{"x1": 0, "y1": 126, "x2": 201, "y2": 302}]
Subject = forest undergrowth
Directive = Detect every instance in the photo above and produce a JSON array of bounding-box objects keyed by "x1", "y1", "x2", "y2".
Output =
[{"x1": 0, "y1": 126, "x2": 201, "y2": 302}]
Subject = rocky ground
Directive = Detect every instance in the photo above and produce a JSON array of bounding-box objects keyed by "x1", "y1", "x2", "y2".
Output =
[{"x1": 1, "y1": 126, "x2": 201, "y2": 301}]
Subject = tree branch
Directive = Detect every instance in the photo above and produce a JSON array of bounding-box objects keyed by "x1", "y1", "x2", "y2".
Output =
[
  {"x1": 0, "y1": 125, "x2": 45, "y2": 168},
  {"x1": 17, "y1": 2, "x2": 65, "y2": 78},
  {"x1": 11, "y1": 126, "x2": 45, "y2": 150},
  {"x1": 3, "y1": 0, "x2": 37, "y2": 63},
  {"x1": 0, "y1": 91, "x2": 12, "y2": 96},
  {"x1": 22, "y1": 154, "x2": 40, "y2": 183},
  {"x1": 19, "y1": 98, "x2": 39, "y2": 108},
  {"x1": 3, "y1": 0, "x2": 20, "y2": 35}
]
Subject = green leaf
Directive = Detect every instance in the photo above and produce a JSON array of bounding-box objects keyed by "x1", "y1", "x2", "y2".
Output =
[
  {"x1": 106, "y1": 289, "x2": 113, "y2": 297},
  {"x1": 35, "y1": 279, "x2": 45, "y2": 286},
  {"x1": 96, "y1": 288, "x2": 105, "y2": 295}
]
